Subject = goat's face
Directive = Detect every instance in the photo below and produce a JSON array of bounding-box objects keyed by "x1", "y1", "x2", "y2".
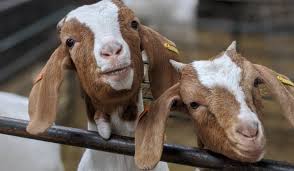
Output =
[
  {"x1": 135, "y1": 41, "x2": 294, "y2": 170},
  {"x1": 58, "y1": 0, "x2": 143, "y2": 101},
  {"x1": 27, "y1": 0, "x2": 181, "y2": 135},
  {"x1": 179, "y1": 47, "x2": 266, "y2": 162}
]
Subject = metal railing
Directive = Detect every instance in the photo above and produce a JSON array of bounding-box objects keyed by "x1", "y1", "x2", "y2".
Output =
[
  {"x1": 1, "y1": 1, "x2": 294, "y2": 170},
  {"x1": 0, "y1": 116, "x2": 293, "y2": 170}
]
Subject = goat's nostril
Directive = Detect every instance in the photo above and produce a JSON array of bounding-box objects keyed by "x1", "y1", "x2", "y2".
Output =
[
  {"x1": 115, "y1": 45, "x2": 123, "y2": 55},
  {"x1": 100, "y1": 41, "x2": 123, "y2": 58},
  {"x1": 236, "y1": 122, "x2": 259, "y2": 138},
  {"x1": 101, "y1": 52, "x2": 111, "y2": 57}
]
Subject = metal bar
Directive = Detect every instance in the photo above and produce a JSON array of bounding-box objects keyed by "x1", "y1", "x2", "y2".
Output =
[
  {"x1": 0, "y1": 116, "x2": 293, "y2": 170},
  {"x1": 0, "y1": 6, "x2": 73, "y2": 53},
  {"x1": 0, "y1": 37, "x2": 57, "y2": 83},
  {"x1": 0, "y1": 0, "x2": 31, "y2": 11},
  {"x1": 214, "y1": 0, "x2": 294, "y2": 4},
  {"x1": 0, "y1": 5, "x2": 75, "y2": 83}
]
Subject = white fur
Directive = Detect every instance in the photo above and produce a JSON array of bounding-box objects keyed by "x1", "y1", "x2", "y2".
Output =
[
  {"x1": 169, "y1": 59, "x2": 185, "y2": 73},
  {"x1": 78, "y1": 149, "x2": 169, "y2": 171},
  {"x1": 227, "y1": 41, "x2": 236, "y2": 51},
  {"x1": 66, "y1": 2, "x2": 168, "y2": 169},
  {"x1": 142, "y1": 51, "x2": 148, "y2": 63},
  {"x1": 66, "y1": 0, "x2": 133, "y2": 90},
  {"x1": 104, "y1": 68, "x2": 134, "y2": 91},
  {"x1": 79, "y1": 90, "x2": 169, "y2": 171},
  {"x1": 0, "y1": 92, "x2": 63, "y2": 171},
  {"x1": 96, "y1": 118, "x2": 112, "y2": 139},
  {"x1": 192, "y1": 53, "x2": 259, "y2": 123}
]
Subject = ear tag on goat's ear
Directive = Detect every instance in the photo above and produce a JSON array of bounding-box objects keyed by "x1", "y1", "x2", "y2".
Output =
[
  {"x1": 277, "y1": 75, "x2": 294, "y2": 87},
  {"x1": 164, "y1": 43, "x2": 179, "y2": 55}
]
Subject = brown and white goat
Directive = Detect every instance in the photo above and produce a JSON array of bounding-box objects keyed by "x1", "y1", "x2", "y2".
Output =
[
  {"x1": 26, "y1": 0, "x2": 180, "y2": 170},
  {"x1": 135, "y1": 41, "x2": 294, "y2": 170}
]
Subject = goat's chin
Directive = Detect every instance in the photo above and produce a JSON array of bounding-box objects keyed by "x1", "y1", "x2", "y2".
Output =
[
  {"x1": 229, "y1": 145, "x2": 265, "y2": 162},
  {"x1": 226, "y1": 132, "x2": 266, "y2": 162}
]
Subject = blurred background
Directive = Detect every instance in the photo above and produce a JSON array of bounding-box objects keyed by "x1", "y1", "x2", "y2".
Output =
[{"x1": 0, "y1": 0, "x2": 293, "y2": 170}]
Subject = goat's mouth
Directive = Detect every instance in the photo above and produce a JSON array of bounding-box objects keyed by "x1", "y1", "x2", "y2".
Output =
[
  {"x1": 227, "y1": 132, "x2": 266, "y2": 162},
  {"x1": 101, "y1": 65, "x2": 131, "y2": 76},
  {"x1": 100, "y1": 64, "x2": 132, "y2": 82}
]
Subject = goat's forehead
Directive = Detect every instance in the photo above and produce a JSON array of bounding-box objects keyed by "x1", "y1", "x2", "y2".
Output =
[
  {"x1": 192, "y1": 54, "x2": 242, "y2": 90},
  {"x1": 65, "y1": 0, "x2": 120, "y2": 36},
  {"x1": 192, "y1": 54, "x2": 259, "y2": 121},
  {"x1": 192, "y1": 54, "x2": 244, "y2": 105}
]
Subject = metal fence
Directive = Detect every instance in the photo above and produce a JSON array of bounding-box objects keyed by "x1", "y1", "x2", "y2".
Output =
[
  {"x1": 0, "y1": 116, "x2": 293, "y2": 170},
  {"x1": 1, "y1": 0, "x2": 294, "y2": 170}
]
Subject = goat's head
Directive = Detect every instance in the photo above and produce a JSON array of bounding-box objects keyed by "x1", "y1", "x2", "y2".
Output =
[
  {"x1": 135, "y1": 41, "x2": 294, "y2": 170},
  {"x1": 27, "y1": 0, "x2": 180, "y2": 135}
]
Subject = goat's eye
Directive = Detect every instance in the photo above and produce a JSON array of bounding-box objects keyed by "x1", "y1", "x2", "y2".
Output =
[
  {"x1": 66, "y1": 38, "x2": 75, "y2": 48},
  {"x1": 131, "y1": 20, "x2": 139, "y2": 30},
  {"x1": 254, "y1": 78, "x2": 263, "y2": 88},
  {"x1": 190, "y1": 102, "x2": 199, "y2": 109}
]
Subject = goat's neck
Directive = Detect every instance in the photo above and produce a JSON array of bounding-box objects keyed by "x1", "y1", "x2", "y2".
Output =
[
  {"x1": 80, "y1": 90, "x2": 144, "y2": 171},
  {"x1": 88, "y1": 89, "x2": 144, "y2": 137}
]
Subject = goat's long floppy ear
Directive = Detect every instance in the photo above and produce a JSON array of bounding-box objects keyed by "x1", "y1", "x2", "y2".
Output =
[
  {"x1": 27, "y1": 45, "x2": 71, "y2": 135},
  {"x1": 135, "y1": 83, "x2": 181, "y2": 170},
  {"x1": 139, "y1": 25, "x2": 181, "y2": 99},
  {"x1": 254, "y1": 64, "x2": 294, "y2": 126}
]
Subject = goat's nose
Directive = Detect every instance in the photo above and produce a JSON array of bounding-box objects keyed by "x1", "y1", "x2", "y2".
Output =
[
  {"x1": 236, "y1": 121, "x2": 259, "y2": 138},
  {"x1": 100, "y1": 41, "x2": 123, "y2": 58}
]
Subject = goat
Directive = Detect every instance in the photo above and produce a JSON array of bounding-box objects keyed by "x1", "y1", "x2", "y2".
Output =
[
  {"x1": 135, "y1": 41, "x2": 294, "y2": 170},
  {"x1": 26, "y1": 0, "x2": 180, "y2": 170},
  {"x1": 0, "y1": 92, "x2": 63, "y2": 171}
]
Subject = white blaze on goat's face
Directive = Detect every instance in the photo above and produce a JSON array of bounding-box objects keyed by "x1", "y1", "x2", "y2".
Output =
[
  {"x1": 192, "y1": 53, "x2": 260, "y2": 125},
  {"x1": 66, "y1": 0, "x2": 133, "y2": 90},
  {"x1": 180, "y1": 43, "x2": 266, "y2": 162},
  {"x1": 170, "y1": 42, "x2": 267, "y2": 163}
]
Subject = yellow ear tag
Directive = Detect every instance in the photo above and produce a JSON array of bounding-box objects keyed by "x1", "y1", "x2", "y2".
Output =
[
  {"x1": 277, "y1": 75, "x2": 294, "y2": 87},
  {"x1": 164, "y1": 43, "x2": 179, "y2": 55}
]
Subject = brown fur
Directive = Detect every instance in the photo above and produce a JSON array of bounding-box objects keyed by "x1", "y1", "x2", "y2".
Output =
[
  {"x1": 254, "y1": 64, "x2": 294, "y2": 126},
  {"x1": 179, "y1": 65, "x2": 258, "y2": 162},
  {"x1": 27, "y1": 0, "x2": 181, "y2": 137},
  {"x1": 135, "y1": 43, "x2": 294, "y2": 169},
  {"x1": 114, "y1": 0, "x2": 181, "y2": 100},
  {"x1": 135, "y1": 83, "x2": 181, "y2": 170},
  {"x1": 139, "y1": 26, "x2": 181, "y2": 99},
  {"x1": 27, "y1": 46, "x2": 70, "y2": 134}
]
